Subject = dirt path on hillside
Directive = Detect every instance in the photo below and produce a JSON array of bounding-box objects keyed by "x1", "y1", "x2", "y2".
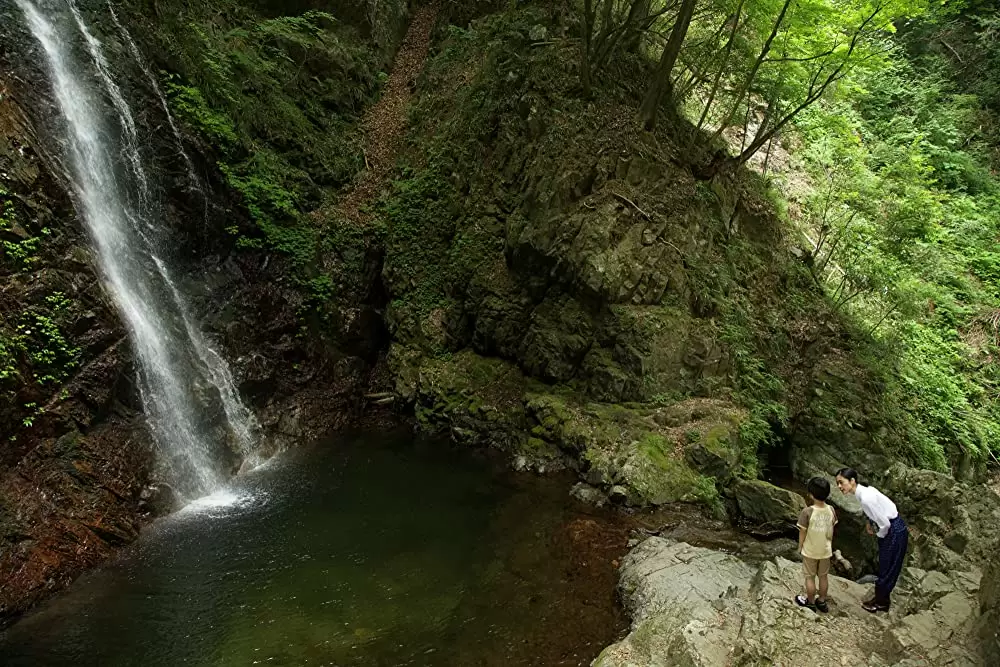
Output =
[{"x1": 339, "y1": 3, "x2": 439, "y2": 224}]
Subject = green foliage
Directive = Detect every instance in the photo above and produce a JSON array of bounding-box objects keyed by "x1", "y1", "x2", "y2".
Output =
[
  {"x1": 786, "y1": 15, "x2": 1000, "y2": 467},
  {"x1": 162, "y1": 78, "x2": 238, "y2": 147},
  {"x1": 672, "y1": 0, "x2": 929, "y2": 161},
  {"x1": 0, "y1": 187, "x2": 46, "y2": 270},
  {"x1": 142, "y1": 1, "x2": 383, "y2": 293},
  {"x1": 18, "y1": 293, "x2": 81, "y2": 385},
  {"x1": 0, "y1": 332, "x2": 19, "y2": 382},
  {"x1": 383, "y1": 165, "x2": 458, "y2": 319},
  {"x1": 1, "y1": 292, "x2": 80, "y2": 388}
]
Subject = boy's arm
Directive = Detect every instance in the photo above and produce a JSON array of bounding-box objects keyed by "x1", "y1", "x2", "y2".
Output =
[{"x1": 796, "y1": 507, "x2": 811, "y2": 553}]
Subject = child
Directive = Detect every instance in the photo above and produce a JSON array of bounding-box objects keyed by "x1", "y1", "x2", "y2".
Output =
[{"x1": 795, "y1": 476, "x2": 838, "y2": 613}]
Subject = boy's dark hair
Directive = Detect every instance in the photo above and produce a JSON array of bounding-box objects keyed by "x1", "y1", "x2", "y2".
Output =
[
  {"x1": 807, "y1": 476, "x2": 831, "y2": 501},
  {"x1": 835, "y1": 467, "x2": 858, "y2": 482}
]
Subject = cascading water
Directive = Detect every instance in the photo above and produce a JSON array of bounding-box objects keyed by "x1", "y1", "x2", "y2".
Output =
[
  {"x1": 15, "y1": 0, "x2": 261, "y2": 499},
  {"x1": 105, "y1": 0, "x2": 202, "y2": 197}
]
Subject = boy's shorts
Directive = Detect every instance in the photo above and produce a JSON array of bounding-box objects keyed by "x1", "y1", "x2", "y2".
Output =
[{"x1": 802, "y1": 557, "x2": 830, "y2": 576}]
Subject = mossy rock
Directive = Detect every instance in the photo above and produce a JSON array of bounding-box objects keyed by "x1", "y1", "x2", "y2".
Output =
[
  {"x1": 730, "y1": 479, "x2": 805, "y2": 536},
  {"x1": 519, "y1": 295, "x2": 594, "y2": 382},
  {"x1": 525, "y1": 393, "x2": 722, "y2": 512},
  {"x1": 526, "y1": 392, "x2": 625, "y2": 456},
  {"x1": 617, "y1": 434, "x2": 722, "y2": 511},
  {"x1": 684, "y1": 424, "x2": 741, "y2": 482},
  {"x1": 411, "y1": 349, "x2": 527, "y2": 449}
]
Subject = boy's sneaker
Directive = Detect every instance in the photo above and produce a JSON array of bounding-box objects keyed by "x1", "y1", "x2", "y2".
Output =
[
  {"x1": 794, "y1": 595, "x2": 814, "y2": 608},
  {"x1": 814, "y1": 599, "x2": 829, "y2": 613}
]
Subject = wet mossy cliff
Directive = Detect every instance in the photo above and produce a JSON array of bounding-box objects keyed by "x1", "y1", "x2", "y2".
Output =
[
  {"x1": 0, "y1": 0, "x2": 407, "y2": 623},
  {"x1": 1, "y1": 0, "x2": 999, "y2": 631}
]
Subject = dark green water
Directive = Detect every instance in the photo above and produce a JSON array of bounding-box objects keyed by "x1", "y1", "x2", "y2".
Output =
[{"x1": 0, "y1": 430, "x2": 626, "y2": 666}]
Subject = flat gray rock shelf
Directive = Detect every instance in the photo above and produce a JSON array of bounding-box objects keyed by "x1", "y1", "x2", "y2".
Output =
[{"x1": 594, "y1": 537, "x2": 984, "y2": 667}]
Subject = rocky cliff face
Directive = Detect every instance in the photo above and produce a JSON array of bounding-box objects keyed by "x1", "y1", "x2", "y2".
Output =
[
  {"x1": 0, "y1": 63, "x2": 153, "y2": 622},
  {"x1": 978, "y1": 546, "x2": 1000, "y2": 664},
  {"x1": 371, "y1": 8, "x2": 937, "y2": 525},
  {"x1": 0, "y1": 0, "x2": 406, "y2": 625}
]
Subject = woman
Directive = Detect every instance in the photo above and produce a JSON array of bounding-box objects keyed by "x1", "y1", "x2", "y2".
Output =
[{"x1": 835, "y1": 467, "x2": 908, "y2": 612}]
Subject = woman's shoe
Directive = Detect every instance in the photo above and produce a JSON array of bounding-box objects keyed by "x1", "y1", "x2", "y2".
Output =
[{"x1": 862, "y1": 600, "x2": 889, "y2": 613}]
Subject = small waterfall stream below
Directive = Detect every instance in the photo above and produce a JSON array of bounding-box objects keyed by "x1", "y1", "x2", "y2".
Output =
[
  {"x1": 14, "y1": 0, "x2": 260, "y2": 499},
  {"x1": 0, "y1": 432, "x2": 629, "y2": 666}
]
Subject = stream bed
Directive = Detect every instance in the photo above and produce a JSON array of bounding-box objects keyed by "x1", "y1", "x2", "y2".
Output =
[{"x1": 0, "y1": 430, "x2": 629, "y2": 666}]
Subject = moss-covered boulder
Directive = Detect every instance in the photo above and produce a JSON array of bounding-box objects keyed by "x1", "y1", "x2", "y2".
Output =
[
  {"x1": 526, "y1": 393, "x2": 728, "y2": 511},
  {"x1": 406, "y1": 348, "x2": 530, "y2": 451},
  {"x1": 684, "y1": 425, "x2": 741, "y2": 482},
  {"x1": 730, "y1": 479, "x2": 806, "y2": 536}
]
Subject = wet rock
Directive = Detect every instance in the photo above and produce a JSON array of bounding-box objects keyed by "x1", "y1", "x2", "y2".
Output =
[
  {"x1": 609, "y1": 485, "x2": 629, "y2": 504},
  {"x1": 138, "y1": 482, "x2": 181, "y2": 517},
  {"x1": 584, "y1": 467, "x2": 611, "y2": 487},
  {"x1": 595, "y1": 538, "x2": 984, "y2": 667},
  {"x1": 730, "y1": 478, "x2": 805, "y2": 537},
  {"x1": 570, "y1": 482, "x2": 607, "y2": 507}
]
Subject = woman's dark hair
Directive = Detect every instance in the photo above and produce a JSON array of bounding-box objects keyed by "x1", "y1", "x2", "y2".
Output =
[
  {"x1": 807, "y1": 477, "x2": 831, "y2": 501},
  {"x1": 835, "y1": 467, "x2": 858, "y2": 482}
]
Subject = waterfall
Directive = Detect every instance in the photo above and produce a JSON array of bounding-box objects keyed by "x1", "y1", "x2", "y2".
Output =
[
  {"x1": 15, "y1": 0, "x2": 261, "y2": 499},
  {"x1": 105, "y1": 1, "x2": 202, "y2": 196}
]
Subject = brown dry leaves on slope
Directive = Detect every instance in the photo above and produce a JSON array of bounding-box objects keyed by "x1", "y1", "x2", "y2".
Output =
[{"x1": 338, "y1": 3, "x2": 439, "y2": 224}]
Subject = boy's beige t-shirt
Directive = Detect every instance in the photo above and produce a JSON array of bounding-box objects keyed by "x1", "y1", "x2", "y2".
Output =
[{"x1": 797, "y1": 504, "x2": 837, "y2": 560}]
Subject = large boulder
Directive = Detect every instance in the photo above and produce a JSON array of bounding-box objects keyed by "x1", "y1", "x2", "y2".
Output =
[
  {"x1": 592, "y1": 539, "x2": 755, "y2": 667},
  {"x1": 788, "y1": 451, "x2": 1000, "y2": 577},
  {"x1": 730, "y1": 479, "x2": 805, "y2": 537},
  {"x1": 594, "y1": 538, "x2": 984, "y2": 667},
  {"x1": 683, "y1": 425, "x2": 740, "y2": 482},
  {"x1": 881, "y1": 463, "x2": 1000, "y2": 572}
]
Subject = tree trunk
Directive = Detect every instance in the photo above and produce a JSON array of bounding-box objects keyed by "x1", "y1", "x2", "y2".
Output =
[
  {"x1": 623, "y1": 0, "x2": 653, "y2": 52},
  {"x1": 710, "y1": 0, "x2": 792, "y2": 143},
  {"x1": 639, "y1": 0, "x2": 698, "y2": 130},
  {"x1": 695, "y1": 0, "x2": 745, "y2": 134}
]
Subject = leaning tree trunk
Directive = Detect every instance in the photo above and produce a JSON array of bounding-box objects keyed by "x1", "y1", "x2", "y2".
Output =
[{"x1": 639, "y1": 0, "x2": 698, "y2": 130}]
